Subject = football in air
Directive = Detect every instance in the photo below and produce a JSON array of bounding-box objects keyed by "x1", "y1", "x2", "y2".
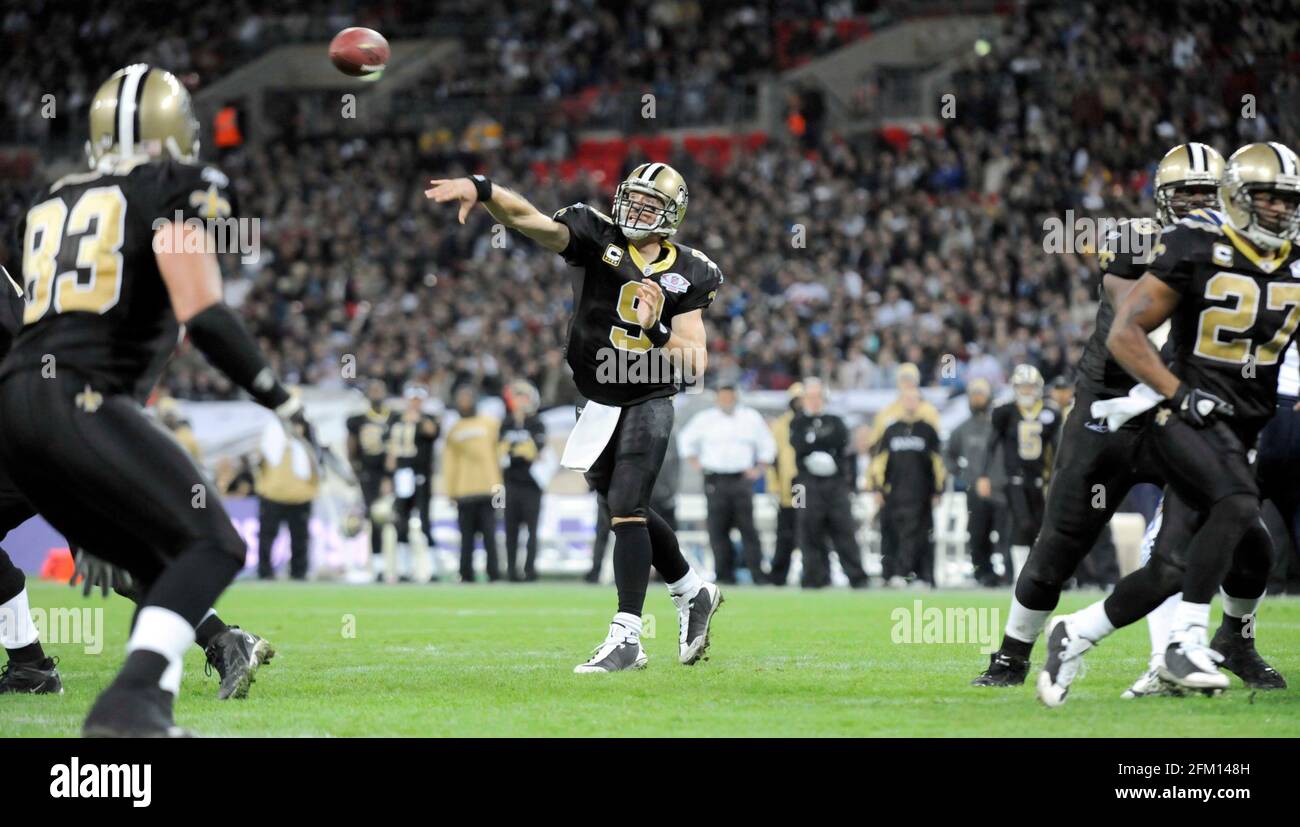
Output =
[{"x1": 329, "y1": 27, "x2": 389, "y2": 77}]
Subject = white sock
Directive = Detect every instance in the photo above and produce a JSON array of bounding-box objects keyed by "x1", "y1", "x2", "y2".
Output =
[
  {"x1": 1004, "y1": 596, "x2": 1050, "y2": 645},
  {"x1": 1146, "y1": 592, "x2": 1180, "y2": 666},
  {"x1": 1009, "y1": 545, "x2": 1031, "y2": 580},
  {"x1": 1170, "y1": 600, "x2": 1211, "y2": 647},
  {"x1": 0, "y1": 587, "x2": 39, "y2": 650},
  {"x1": 126, "y1": 606, "x2": 195, "y2": 695},
  {"x1": 1071, "y1": 600, "x2": 1116, "y2": 643},
  {"x1": 1220, "y1": 588, "x2": 1263, "y2": 620},
  {"x1": 610, "y1": 612, "x2": 642, "y2": 641},
  {"x1": 667, "y1": 569, "x2": 703, "y2": 599},
  {"x1": 397, "y1": 543, "x2": 411, "y2": 578}
]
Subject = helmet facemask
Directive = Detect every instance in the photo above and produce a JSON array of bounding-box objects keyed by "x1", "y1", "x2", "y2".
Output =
[
  {"x1": 1155, "y1": 184, "x2": 1220, "y2": 226},
  {"x1": 613, "y1": 183, "x2": 677, "y2": 241},
  {"x1": 1228, "y1": 183, "x2": 1300, "y2": 250}
]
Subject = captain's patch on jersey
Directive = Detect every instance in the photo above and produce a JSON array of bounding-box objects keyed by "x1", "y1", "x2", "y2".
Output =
[
  {"x1": 601, "y1": 244, "x2": 624, "y2": 268},
  {"x1": 1291, "y1": 260, "x2": 1300, "y2": 279},
  {"x1": 659, "y1": 272, "x2": 689, "y2": 293},
  {"x1": 1212, "y1": 243, "x2": 1234, "y2": 266}
]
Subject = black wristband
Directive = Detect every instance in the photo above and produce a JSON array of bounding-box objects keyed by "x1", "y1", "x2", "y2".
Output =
[
  {"x1": 186, "y1": 303, "x2": 290, "y2": 410},
  {"x1": 646, "y1": 321, "x2": 671, "y2": 348},
  {"x1": 470, "y1": 174, "x2": 493, "y2": 203}
]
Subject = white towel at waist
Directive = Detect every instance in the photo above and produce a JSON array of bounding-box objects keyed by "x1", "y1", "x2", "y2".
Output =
[
  {"x1": 560, "y1": 401, "x2": 624, "y2": 472},
  {"x1": 1089, "y1": 383, "x2": 1164, "y2": 431}
]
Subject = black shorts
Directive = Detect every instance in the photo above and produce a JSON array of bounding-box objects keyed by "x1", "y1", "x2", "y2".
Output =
[
  {"x1": 1140, "y1": 406, "x2": 1260, "y2": 510},
  {"x1": 1005, "y1": 481, "x2": 1045, "y2": 546},
  {"x1": 1032, "y1": 387, "x2": 1162, "y2": 556},
  {"x1": 0, "y1": 460, "x2": 35, "y2": 537},
  {"x1": 358, "y1": 467, "x2": 387, "y2": 507},
  {"x1": 0, "y1": 369, "x2": 245, "y2": 575},
  {"x1": 583, "y1": 396, "x2": 674, "y2": 519}
]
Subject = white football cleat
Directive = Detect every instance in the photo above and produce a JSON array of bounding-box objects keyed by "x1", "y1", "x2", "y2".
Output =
[
  {"x1": 1036, "y1": 616, "x2": 1093, "y2": 708},
  {"x1": 1121, "y1": 666, "x2": 1185, "y2": 699},
  {"x1": 1160, "y1": 638, "x2": 1229, "y2": 691},
  {"x1": 574, "y1": 625, "x2": 648, "y2": 674},
  {"x1": 674, "y1": 581, "x2": 723, "y2": 665}
]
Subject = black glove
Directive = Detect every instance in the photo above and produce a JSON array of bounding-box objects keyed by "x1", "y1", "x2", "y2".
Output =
[
  {"x1": 69, "y1": 548, "x2": 138, "y2": 600},
  {"x1": 1170, "y1": 383, "x2": 1234, "y2": 428}
]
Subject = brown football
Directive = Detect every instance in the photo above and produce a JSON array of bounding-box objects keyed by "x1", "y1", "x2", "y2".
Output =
[{"x1": 329, "y1": 27, "x2": 390, "y2": 77}]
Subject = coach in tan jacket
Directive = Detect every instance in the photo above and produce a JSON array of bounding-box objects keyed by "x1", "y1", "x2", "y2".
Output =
[{"x1": 442, "y1": 386, "x2": 502, "y2": 582}]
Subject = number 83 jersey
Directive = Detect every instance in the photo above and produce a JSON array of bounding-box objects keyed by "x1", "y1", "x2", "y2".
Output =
[
  {"x1": 552, "y1": 203, "x2": 722, "y2": 407},
  {"x1": 1150, "y1": 215, "x2": 1300, "y2": 425},
  {"x1": 4, "y1": 157, "x2": 236, "y2": 401}
]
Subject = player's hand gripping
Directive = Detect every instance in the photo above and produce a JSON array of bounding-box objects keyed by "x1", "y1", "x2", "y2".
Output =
[
  {"x1": 635, "y1": 278, "x2": 664, "y2": 330},
  {"x1": 1169, "y1": 383, "x2": 1234, "y2": 428},
  {"x1": 425, "y1": 178, "x2": 479, "y2": 224}
]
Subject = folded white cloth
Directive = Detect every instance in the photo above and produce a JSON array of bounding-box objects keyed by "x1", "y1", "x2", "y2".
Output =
[
  {"x1": 803, "y1": 451, "x2": 839, "y2": 477},
  {"x1": 1089, "y1": 383, "x2": 1165, "y2": 431},
  {"x1": 561, "y1": 401, "x2": 623, "y2": 471}
]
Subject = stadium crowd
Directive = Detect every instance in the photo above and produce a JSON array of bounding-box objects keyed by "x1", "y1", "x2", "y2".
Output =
[{"x1": 2, "y1": 0, "x2": 1297, "y2": 410}]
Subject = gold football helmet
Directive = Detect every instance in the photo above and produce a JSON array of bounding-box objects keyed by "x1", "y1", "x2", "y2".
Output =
[
  {"x1": 1011, "y1": 364, "x2": 1044, "y2": 408},
  {"x1": 1154, "y1": 142, "x2": 1224, "y2": 225},
  {"x1": 87, "y1": 64, "x2": 199, "y2": 166},
  {"x1": 1221, "y1": 142, "x2": 1300, "y2": 250},
  {"x1": 612, "y1": 162, "x2": 688, "y2": 240}
]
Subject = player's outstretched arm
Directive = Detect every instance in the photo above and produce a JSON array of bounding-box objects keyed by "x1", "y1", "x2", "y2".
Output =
[
  {"x1": 1106, "y1": 273, "x2": 1181, "y2": 397},
  {"x1": 156, "y1": 221, "x2": 311, "y2": 427},
  {"x1": 425, "y1": 177, "x2": 570, "y2": 253}
]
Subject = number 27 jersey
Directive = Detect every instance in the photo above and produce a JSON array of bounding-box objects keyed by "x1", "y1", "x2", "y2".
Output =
[
  {"x1": 1149, "y1": 221, "x2": 1300, "y2": 425},
  {"x1": 552, "y1": 203, "x2": 722, "y2": 407}
]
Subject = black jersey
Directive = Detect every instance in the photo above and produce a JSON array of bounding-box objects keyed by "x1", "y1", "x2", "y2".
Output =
[
  {"x1": 500, "y1": 413, "x2": 547, "y2": 487},
  {"x1": 871, "y1": 417, "x2": 944, "y2": 502},
  {"x1": 4, "y1": 157, "x2": 236, "y2": 400},
  {"x1": 0, "y1": 267, "x2": 25, "y2": 358},
  {"x1": 1150, "y1": 215, "x2": 1300, "y2": 426},
  {"x1": 1078, "y1": 217, "x2": 1163, "y2": 398},
  {"x1": 388, "y1": 412, "x2": 439, "y2": 474},
  {"x1": 347, "y1": 407, "x2": 395, "y2": 473},
  {"x1": 551, "y1": 203, "x2": 722, "y2": 407},
  {"x1": 985, "y1": 400, "x2": 1062, "y2": 483}
]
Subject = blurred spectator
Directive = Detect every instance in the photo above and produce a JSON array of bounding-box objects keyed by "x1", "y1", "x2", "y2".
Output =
[
  {"x1": 442, "y1": 385, "x2": 502, "y2": 582},
  {"x1": 255, "y1": 411, "x2": 319, "y2": 580},
  {"x1": 869, "y1": 387, "x2": 944, "y2": 587},
  {"x1": 946, "y1": 378, "x2": 1002, "y2": 586},
  {"x1": 498, "y1": 380, "x2": 546, "y2": 582},
  {"x1": 766, "y1": 382, "x2": 804, "y2": 586},
  {"x1": 789, "y1": 379, "x2": 867, "y2": 589},
  {"x1": 678, "y1": 383, "x2": 776, "y2": 585}
]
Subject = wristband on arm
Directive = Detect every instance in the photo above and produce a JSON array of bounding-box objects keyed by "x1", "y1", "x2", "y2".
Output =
[
  {"x1": 645, "y1": 320, "x2": 671, "y2": 349},
  {"x1": 185, "y1": 303, "x2": 290, "y2": 410},
  {"x1": 470, "y1": 175, "x2": 493, "y2": 203}
]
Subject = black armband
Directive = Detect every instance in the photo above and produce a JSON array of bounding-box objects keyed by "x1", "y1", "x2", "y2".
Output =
[
  {"x1": 185, "y1": 303, "x2": 290, "y2": 410},
  {"x1": 470, "y1": 174, "x2": 493, "y2": 203},
  {"x1": 646, "y1": 320, "x2": 671, "y2": 348}
]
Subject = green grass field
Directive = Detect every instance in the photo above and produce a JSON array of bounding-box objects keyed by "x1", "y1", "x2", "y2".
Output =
[{"x1": 4, "y1": 580, "x2": 1299, "y2": 737}]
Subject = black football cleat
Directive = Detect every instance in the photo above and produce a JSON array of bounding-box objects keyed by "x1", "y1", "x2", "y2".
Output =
[
  {"x1": 204, "y1": 626, "x2": 275, "y2": 700},
  {"x1": 675, "y1": 582, "x2": 723, "y2": 665},
  {"x1": 1211, "y1": 625, "x2": 1286, "y2": 689},
  {"x1": 971, "y1": 651, "x2": 1029, "y2": 687},
  {"x1": 82, "y1": 685, "x2": 191, "y2": 738},
  {"x1": 0, "y1": 657, "x2": 63, "y2": 695}
]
